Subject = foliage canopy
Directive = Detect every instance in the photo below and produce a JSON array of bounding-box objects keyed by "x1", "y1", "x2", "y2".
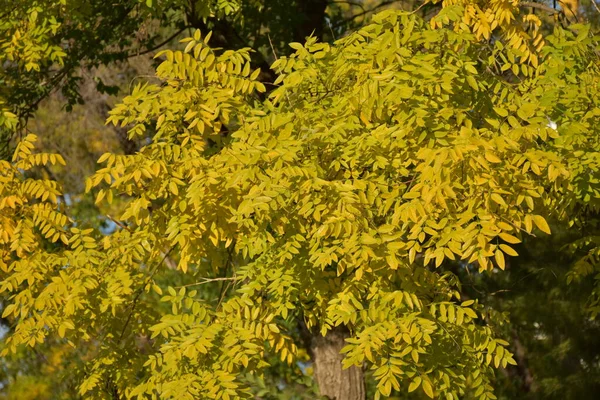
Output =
[{"x1": 1, "y1": 1, "x2": 600, "y2": 399}]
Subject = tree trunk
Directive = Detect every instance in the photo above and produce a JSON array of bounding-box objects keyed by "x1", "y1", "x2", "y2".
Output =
[
  {"x1": 511, "y1": 328, "x2": 537, "y2": 393},
  {"x1": 311, "y1": 325, "x2": 365, "y2": 400},
  {"x1": 294, "y1": 0, "x2": 328, "y2": 43}
]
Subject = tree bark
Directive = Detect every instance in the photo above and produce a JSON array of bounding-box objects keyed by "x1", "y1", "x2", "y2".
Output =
[
  {"x1": 311, "y1": 325, "x2": 365, "y2": 400},
  {"x1": 295, "y1": 0, "x2": 329, "y2": 43},
  {"x1": 511, "y1": 328, "x2": 537, "y2": 393}
]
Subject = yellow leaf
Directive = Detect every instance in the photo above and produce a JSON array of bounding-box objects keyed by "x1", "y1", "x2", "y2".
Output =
[
  {"x1": 533, "y1": 215, "x2": 551, "y2": 234},
  {"x1": 422, "y1": 380, "x2": 434, "y2": 398},
  {"x1": 411, "y1": 349, "x2": 419, "y2": 363},
  {"x1": 495, "y1": 249, "x2": 505, "y2": 270},
  {"x1": 169, "y1": 181, "x2": 179, "y2": 196},
  {"x1": 484, "y1": 152, "x2": 502, "y2": 163},
  {"x1": 524, "y1": 215, "x2": 533, "y2": 233},
  {"x1": 491, "y1": 193, "x2": 507, "y2": 207},
  {"x1": 499, "y1": 244, "x2": 518, "y2": 257},
  {"x1": 494, "y1": 107, "x2": 508, "y2": 117},
  {"x1": 2, "y1": 304, "x2": 15, "y2": 318},
  {"x1": 499, "y1": 232, "x2": 520, "y2": 244},
  {"x1": 497, "y1": 221, "x2": 513, "y2": 231},
  {"x1": 408, "y1": 377, "x2": 421, "y2": 393},
  {"x1": 466, "y1": 75, "x2": 478, "y2": 91}
]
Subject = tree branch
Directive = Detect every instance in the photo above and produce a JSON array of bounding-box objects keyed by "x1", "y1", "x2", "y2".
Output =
[
  {"x1": 127, "y1": 27, "x2": 189, "y2": 58},
  {"x1": 521, "y1": 1, "x2": 560, "y2": 14},
  {"x1": 329, "y1": 0, "x2": 366, "y2": 14},
  {"x1": 591, "y1": 0, "x2": 600, "y2": 15},
  {"x1": 176, "y1": 276, "x2": 239, "y2": 288},
  {"x1": 119, "y1": 246, "x2": 175, "y2": 342},
  {"x1": 332, "y1": 0, "x2": 402, "y2": 28}
]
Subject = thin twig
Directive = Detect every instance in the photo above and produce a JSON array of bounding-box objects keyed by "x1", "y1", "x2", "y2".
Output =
[
  {"x1": 496, "y1": 213, "x2": 537, "y2": 238},
  {"x1": 267, "y1": 34, "x2": 278, "y2": 61},
  {"x1": 175, "y1": 276, "x2": 238, "y2": 288},
  {"x1": 329, "y1": 0, "x2": 366, "y2": 14},
  {"x1": 105, "y1": 217, "x2": 176, "y2": 271},
  {"x1": 119, "y1": 246, "x2": 175, "y2": 342},
  {"x1": 267, "y1": 34, "x2": 293, "y2": 106},
  {"x1": 332, "y1": 0, "x2": 401, "y2": 29},
  {"x1": 216, "y1": 279, "x2": 234, "y2": 311},
  {"x1": 328, "y1": 19, "x2": 337, "y2": 40},
  {"x1": 411, "y1": 1, "x2": 428, "y2": 15},
  {"x1": 216, "y1": 246, "x2": 236, "y2": 310},
  {"x1": 107, "y1": 214, "x2": 131, "y2": 231},
  {"x1": 127, "y1": 27, "x2": 189, "y2": 58}
]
